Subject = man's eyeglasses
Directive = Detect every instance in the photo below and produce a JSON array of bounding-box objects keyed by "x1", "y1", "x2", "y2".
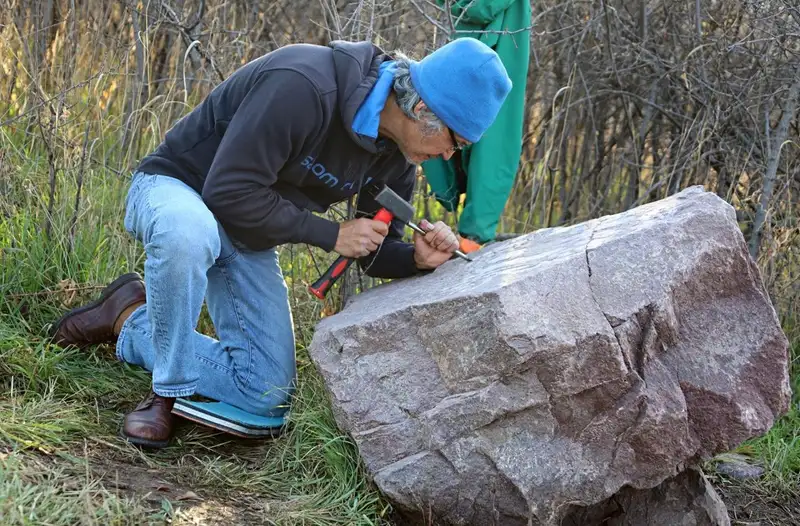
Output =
[{"x1": 448, "y1": 128, "x2": 465, "y2": 153}]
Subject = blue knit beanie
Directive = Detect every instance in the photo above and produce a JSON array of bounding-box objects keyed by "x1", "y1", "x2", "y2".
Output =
[{"x1": 409, "y1": 38, "x2": 512, "y2": 143}]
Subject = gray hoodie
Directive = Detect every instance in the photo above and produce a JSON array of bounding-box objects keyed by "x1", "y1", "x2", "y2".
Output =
[{"x1": 135, "y1": 41, "x2": 419, "y2": 279}]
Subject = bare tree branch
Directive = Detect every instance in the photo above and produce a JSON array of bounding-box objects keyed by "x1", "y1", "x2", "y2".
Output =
[{"x1": 750, "y1": 72, "x2": 800, "y2": 258}]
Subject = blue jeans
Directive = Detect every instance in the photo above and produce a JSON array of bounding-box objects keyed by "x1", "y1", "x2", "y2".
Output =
[{"x1": 117, "y1": 171, "x2": 296, "y2": 417}]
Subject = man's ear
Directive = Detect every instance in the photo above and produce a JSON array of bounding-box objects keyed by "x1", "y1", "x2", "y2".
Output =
[{"x1": 413, "y1": 100, "x2": 427, "y2": 116}]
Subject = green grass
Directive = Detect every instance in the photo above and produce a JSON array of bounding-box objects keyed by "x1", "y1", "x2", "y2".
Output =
[{"x1": 0, "y1": 451, "x2": 168, "y2": 526}]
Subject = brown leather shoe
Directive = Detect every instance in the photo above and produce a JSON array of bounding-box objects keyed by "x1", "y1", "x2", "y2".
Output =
[
  {"x1": 121, "y1": 391, "x2": 176, "y2": 448},
  {"x1": 49, "y1": 272, "x2": 145, "y2": 348}
]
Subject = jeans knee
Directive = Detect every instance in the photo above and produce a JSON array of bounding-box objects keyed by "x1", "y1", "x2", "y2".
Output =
[
  {"x1": 244, "y1": 373, "x2": 295, "y2": 416},
  {"x1": 153, "y1": 212, "x2": 220, "y2": 265}
]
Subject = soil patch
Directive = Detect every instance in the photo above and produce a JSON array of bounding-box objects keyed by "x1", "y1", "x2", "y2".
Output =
[{"x1": 714, "y1": 478, "x2": 800, "y2": 526}]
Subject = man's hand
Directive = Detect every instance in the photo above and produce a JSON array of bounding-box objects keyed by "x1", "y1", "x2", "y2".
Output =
[
  {"x1": 413, "y1": 219, "x2": 459, "y2": 270},
  {"x1": 334, "y1": 218, "x2": 389, "y2": 258}
]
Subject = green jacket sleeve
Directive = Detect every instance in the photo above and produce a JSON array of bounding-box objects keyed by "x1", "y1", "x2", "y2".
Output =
[
  {"x1": 421, "y1": 0, "x2": 531, "y2": 243},
  {"x1": 446, "y1": 0, "x2": 519, "y2": 26}
]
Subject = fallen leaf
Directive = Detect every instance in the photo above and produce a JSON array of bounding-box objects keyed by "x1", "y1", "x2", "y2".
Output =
[{"x1": 176, "y1": 491, "x2": 203, "y2": 501}]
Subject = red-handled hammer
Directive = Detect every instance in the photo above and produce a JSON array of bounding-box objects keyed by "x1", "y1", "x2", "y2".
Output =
[
  {"x1": 308, "y1": 186, "x2": 472, "y2": 300},
  {"x1": 307, "y1": 205, "x2": 393, "y2": 300}
]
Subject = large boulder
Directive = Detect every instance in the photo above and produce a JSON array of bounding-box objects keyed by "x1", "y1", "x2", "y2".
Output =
[{"x1": 307, "y1": 186, "x2": 791, "y2": 525}]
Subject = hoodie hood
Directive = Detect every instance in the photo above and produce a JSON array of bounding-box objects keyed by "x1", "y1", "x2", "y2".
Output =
[{"x1": 328, "y1": 40, "x2": 394, "y2": 154}]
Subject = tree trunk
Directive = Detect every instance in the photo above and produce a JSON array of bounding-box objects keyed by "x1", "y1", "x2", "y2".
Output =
[{"x1": 749, "y1": 74, "x2": 800, "y2": 258}]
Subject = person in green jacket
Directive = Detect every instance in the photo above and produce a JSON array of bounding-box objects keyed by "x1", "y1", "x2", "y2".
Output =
[{"x1": 421, "y1": 0, "x2": 531, "y2": 248}]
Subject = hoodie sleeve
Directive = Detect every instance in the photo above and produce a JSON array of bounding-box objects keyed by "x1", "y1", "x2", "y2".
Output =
[
  {"x1": 355, "y1": 163, "x2": 426, "y2": 279},
  {"x1": 202, "y1": 69, "x2": 340, "y2": 252}
]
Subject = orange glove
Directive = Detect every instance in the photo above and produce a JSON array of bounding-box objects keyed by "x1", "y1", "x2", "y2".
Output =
[{"x1": 458, "y1": 237, "x2": 482, "y2": 254}]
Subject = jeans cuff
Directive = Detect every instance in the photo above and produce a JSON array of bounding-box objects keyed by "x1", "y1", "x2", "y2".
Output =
[
  {"x1": 152, "y1": 382, "x2": 196, "y2": 398},
  {"x1": 115, "y1": 319, "x2": 131, "y2": 363},
  {"x1": 114, "y1": 304, "x2": 144, "y2": 364}
]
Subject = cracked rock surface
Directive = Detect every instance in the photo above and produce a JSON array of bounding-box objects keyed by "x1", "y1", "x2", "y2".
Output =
[{"x1": 307, "y1": 186, "x2": 791, "y2": 526}]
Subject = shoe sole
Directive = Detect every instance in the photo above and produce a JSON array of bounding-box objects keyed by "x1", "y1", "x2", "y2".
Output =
[
  {"x1": 172, "y1": 398, "x2": 288, "y2": 439},
  {"x1": 48, "y1": 272, "x2": 143, "y2": 343},
  {"x1": 119, "y1": 428, "x2": 170, "y2": 449}
]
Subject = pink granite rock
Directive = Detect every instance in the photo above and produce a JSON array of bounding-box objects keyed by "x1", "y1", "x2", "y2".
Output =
[{"x1": 308, "y1": 186, "x2": 790, "y2": 525}]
